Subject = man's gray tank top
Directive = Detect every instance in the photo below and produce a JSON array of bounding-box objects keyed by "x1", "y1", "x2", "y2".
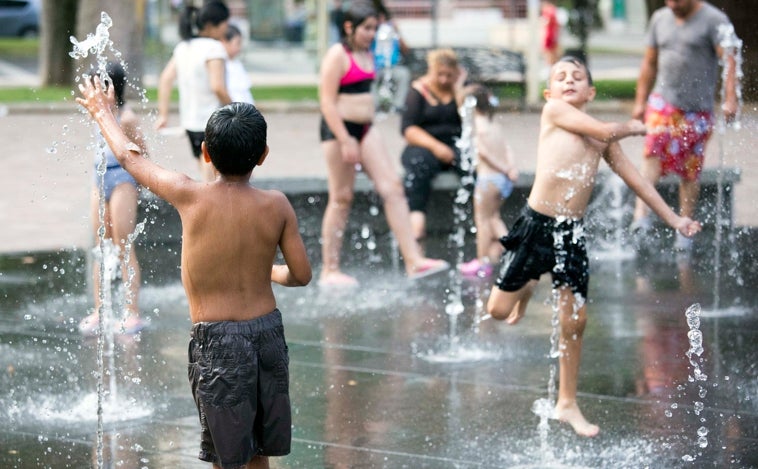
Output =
[{"x1": 647, "y1": 2, "x2": 731, "y2": 112}]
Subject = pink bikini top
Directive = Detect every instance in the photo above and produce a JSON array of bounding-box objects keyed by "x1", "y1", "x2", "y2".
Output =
[{"x1": 339, "y1": 45, "x2": 375, "y2": 94}]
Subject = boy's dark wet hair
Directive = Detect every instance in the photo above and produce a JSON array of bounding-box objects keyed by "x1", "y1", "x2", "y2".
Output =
[
  {"x1": 225, "y1": 23, "x2": 242, "y2": 41},
  {"x1": 340, "y1": 1, "x2": 377, "y2": 43},
  {"x1": 179, "y1": 0, "x2": 230, "y2": 41},
  {"x1": 204, "y1": 103, "x2": 267, "y2": 176},
  {"x1": 470, "y1": 84, "x2": 495, "y2": 120},
  {"x1": 552, "y1": 55, "x2": 594, "y2": 86}
]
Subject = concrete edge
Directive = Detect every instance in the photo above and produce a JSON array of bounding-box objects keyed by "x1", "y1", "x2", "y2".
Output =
[{"x1": 247, "y1": 167, "x2": 741, "y2": 195}]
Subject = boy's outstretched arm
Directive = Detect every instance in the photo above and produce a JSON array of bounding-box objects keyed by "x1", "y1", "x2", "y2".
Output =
[
  {"x1": 545, "y1": 100, "x2": 647, "y2": 143},
  {"x1": 604, "y1": 142, "x2": 701, "y2": 237},
  {"x1": 77, "y1": 77, "x2": 196, "y2": 207},
  {"x1": 271, "y1": 193, "x2": 312, "y2": 287}
]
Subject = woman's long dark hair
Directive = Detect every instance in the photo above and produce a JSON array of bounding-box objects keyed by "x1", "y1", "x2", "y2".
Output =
[
  {"x1": 179, "y1": 1, "x2": 230, "y2": 41},
  {"x1": 340, "y1": 1, "x2": 377, "y2": 49}
]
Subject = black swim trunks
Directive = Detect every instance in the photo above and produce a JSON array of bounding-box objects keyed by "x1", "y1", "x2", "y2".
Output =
[
  {"x1": 495, "y1": 206, "x2": 589, "y2": 299},
  {"x1": 188, "y1": 309, "x2": 291, "y2": 468}
]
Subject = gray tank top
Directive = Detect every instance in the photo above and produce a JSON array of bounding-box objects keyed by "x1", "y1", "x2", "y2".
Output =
[{"x1": 648, "y1": 2, "x2": 731, "y2": 112}]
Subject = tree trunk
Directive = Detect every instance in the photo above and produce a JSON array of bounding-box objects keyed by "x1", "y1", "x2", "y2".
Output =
[
  {"x1": 39, "y1": 0, "x2": 78, "y2": 86},
  {"x1": 76, "y1": 0, "x2": 145, "y2": 90}
]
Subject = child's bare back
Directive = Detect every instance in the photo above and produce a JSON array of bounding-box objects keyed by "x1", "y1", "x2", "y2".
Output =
[{"x1": 180, "y1": 181, "x2": 308, "y2": 323}]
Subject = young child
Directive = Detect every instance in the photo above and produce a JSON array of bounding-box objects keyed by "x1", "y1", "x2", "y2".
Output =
[
  {"x1": 223, "y1": 23, "x2": 255, "y2": 104},
  {"x1": 77, "y1": 78, "x2": 312, "y2": 468},
  {"x1": 78, "y1": 61, "x2": 148, "y2": 336},
  {"x1": 486, "y1": 56, "x2": 701, "y2": 437},
  {"x1": 459, "y1": 85, "x2": 518, "y2": 278}
]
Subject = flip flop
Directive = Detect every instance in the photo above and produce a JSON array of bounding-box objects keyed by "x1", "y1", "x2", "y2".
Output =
[
  {"x1": 408, "y1": 259, "x2": 450, "y2": 280},
  {"x1": 318, "y1": 272, "x2": 359, "y2": 289}
]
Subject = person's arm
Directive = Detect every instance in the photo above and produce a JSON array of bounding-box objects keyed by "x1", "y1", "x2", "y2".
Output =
[
  {"x1": 603, "y1": 141, "x2": 701, "y2": 237},
  {"x1": 155, "y1": 57, "x2": 177, "y2": 130},
  {"x1": 632, "y1": 46, "x2": 657, "y2": 120},
  {"x1": 545, "y1": 99, "x2": 646, "y2": 143},
  {"x1": 207, "y1": 57, "x2": 232, "y2": 106},
  {"x1": 271, "y1": 193, "x2": 312, "y2": 287},
  {"x1": 402, "y1": 85, "x2": 455, "y2": 163},
  {"x1": 318, "y1": 45, "x2": 360, "y2": 164},
  {"x1": 78, "y1": 78, "x2": 196, "y2": 207},
  {"x1": 715, "y1": 44, "x2": 739, "y2": 123}
]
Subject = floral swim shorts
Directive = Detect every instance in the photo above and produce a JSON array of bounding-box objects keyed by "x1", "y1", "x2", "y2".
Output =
[{"x1": 643, "y1": 93, "x2": 713, "y2": 182}]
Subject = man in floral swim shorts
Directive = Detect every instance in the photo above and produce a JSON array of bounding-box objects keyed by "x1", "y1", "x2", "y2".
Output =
[{"x1": 630, "y1": 0, "x2": 738, "y2": 251}]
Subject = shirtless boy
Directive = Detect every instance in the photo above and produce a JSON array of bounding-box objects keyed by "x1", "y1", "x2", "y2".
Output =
[
  {"x1": 486, "y1": 57, "x2": 701, "y2": 437},
  {"x1": 78, "y1": 78, "x2": 312, "y2": 469}
]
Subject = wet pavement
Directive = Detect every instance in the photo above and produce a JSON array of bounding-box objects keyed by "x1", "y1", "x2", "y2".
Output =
[{"x1": 0, "y1": 229, "x2": 757, "y2": 468}]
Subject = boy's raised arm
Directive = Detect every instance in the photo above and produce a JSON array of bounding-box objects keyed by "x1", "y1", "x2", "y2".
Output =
[
  {"x1": 77, "y1": 77, "x2": 195, "y2": 207},
  {"x1": 603, "y1": 141, "x2": 701, "y2": 237}
]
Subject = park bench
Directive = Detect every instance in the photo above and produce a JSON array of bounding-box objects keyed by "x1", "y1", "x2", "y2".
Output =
[{"x1": 404, "y1": 46, "x2": 527, "y2": 110}]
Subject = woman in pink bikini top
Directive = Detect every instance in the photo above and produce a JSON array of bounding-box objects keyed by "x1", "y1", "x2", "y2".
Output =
[{"x1": 316, "y1": 2, "x2": 450, "y2": 288}]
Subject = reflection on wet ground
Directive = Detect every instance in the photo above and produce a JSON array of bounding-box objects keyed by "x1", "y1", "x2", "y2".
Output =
[{"x1": 0, "y1": 228, "x2": 757, "y2": 468}]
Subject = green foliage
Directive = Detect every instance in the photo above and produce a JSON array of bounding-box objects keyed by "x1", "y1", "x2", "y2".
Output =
[
  {"x1": 0, "y1": 86, "x2": 73, "y2": 102},
  {"x1": 0, "y1": 38, "x2": 39, "y2": 57},
  {"x1": 0, "y1": 85, "x2": 320, "y2": 104},
  {"x1": 0, "y1": 81, "x2": 634, "y2": 104},
  {"x1": 593, "y1": 79, "x2": 637, "y2": 100}
]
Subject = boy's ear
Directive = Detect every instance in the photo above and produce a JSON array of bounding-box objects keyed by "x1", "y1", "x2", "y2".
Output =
[
  {"x1": 201, "y1": 141, "x2": 212, "y2": 163},
  {"x1": 257, "y1": 145, "x2": 270, "y2": 166},
  {"x1": 588, "y1": 86, "x2": 597, "y2": 101},
  {"x1": 543, "y1": 88, "x2": 551, "y2": 100}
]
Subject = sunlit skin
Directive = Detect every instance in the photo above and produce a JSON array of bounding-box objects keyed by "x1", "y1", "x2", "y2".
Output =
[{"x1": 486, "y1": 58, "x2": 701, "y2": 438}]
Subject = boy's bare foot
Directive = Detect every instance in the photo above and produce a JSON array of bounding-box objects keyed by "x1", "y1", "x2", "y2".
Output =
[
  {"x1": 553, "y1": 401, "x2": 599, "y2": 437},
  {"x1": 505, "y1": 299, "x2": 528, "y2": 325},
  {"x1": 318, "y1": 271, "x2": 359, "y2": 288}
]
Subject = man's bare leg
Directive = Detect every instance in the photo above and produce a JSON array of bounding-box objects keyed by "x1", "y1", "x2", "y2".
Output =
[
  {"x1": 633, "y1": 156, "x2": 662, "y2": 222},
  {"x1": 679, "y1": 179, "x2": 700, "y2": 219}
]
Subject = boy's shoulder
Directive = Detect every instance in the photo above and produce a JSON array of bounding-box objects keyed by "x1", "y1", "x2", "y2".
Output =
[{"x1": 249, "y1": 186, "x2": 293, "y2": 208}]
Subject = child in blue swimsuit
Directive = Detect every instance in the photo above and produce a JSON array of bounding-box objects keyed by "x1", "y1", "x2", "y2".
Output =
[
  {"x1": 79, "y1": 62, "x2": 148, "y2": 336},
  {"x1": 459, "y1": 85, "x2": 519, "y2": 278}
]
